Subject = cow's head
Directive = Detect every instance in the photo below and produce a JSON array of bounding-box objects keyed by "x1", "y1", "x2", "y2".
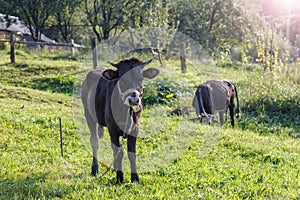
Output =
[
  {"x1": 102, "y1": 58, "x2": 159, "y2": 111},
  {"x1": 198, "y1": 113, "x2": 214, "y2": 125}
]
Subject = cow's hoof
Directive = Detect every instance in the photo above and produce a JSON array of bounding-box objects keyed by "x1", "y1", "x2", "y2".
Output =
[
  {"x1": 131, "y1": 173, "x2": 139, "y2": 183},
  {"x1": 116, "y1": 170, "x2": 124, "y2": 184},
  {"x1": 91, "y1": 165, "x2": 98, "y2": 176},
  {"x1": 91, "y1": 171, "x2": 98, "y2": 176}
]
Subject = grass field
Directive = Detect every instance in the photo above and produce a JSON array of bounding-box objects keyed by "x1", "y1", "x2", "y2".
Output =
[{"x1": 0, "y1": 48, "x2": 300, "y2": 199}]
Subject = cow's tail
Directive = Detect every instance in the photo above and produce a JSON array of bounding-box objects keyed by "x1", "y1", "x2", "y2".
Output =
[{"x1": 231, "y1": 82, "x2": 241, "y2": 118}]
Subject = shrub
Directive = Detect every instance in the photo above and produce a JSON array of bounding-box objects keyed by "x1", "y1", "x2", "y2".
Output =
[
  {"x1": 143, "y1": 77, "x2": 194, "y2": 106},
  {"x1": 242, "y1": 74, "x2": 300, "y2": 115}
]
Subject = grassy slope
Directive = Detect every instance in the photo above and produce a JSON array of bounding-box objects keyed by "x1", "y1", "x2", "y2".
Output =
[{"x1": 0, "y1": 49, "x2": 300, "y2": 199}]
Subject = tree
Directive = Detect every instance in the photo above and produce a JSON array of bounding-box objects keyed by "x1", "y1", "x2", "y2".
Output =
[
  {"x1": 43, "y1": 0, "x2": 86, "y2": 43},
  {"x1": 53, "y1": 0, "x2": 83, "y2": 43},
  {"x1": 0, "y1": 0, "x2": 13, "y2": 15},
  {"x1": 171, "y1": 0, "x2": 261, "y2": 56},
  {"x1": 8, "y1": 0, "x2": 58, "y2": 41},
  {"x1": 84, "y1": 0, "x2": 140, "y2": 43}
]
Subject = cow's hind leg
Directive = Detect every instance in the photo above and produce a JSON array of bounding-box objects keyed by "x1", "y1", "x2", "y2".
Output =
[
  {"x1": 229, "y1": 105, "x2": 235, "y2": 128},
  {"x1": 219, "y1": 111, "x2": 225, "y2": 127},
  {"x1": 229, "y1": 95, "x2": 235, "y2": 128},
  {"x1": 111, "y1": 136, "x2": 124, "y2": 184},
  {"x1": 127, "y1": 135, "x2": 139, "y2": 183},
  {"x1": 86, "y1": 113, "x2": 100, "y2": 176}
]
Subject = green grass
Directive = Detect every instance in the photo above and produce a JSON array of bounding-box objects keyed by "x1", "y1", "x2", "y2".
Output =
[
  {"x1": 1, "y1": 49, "x2": 300, "y2": 199},
  {"x1": 0, "y1": 49, "x2": 80, "y2": 94}
]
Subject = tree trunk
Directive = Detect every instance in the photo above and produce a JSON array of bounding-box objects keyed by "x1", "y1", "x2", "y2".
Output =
[{"x1": 92, "y1": 38, "x2": 98, "y2": 69}]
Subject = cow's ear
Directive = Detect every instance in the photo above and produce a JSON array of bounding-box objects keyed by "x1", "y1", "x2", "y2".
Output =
[
  {"x1": 102, "y1": 69, "x2": 118, "y2": 80},
  {"x1": 143, "y1": 68, "x2": 159, "y2": 79}
]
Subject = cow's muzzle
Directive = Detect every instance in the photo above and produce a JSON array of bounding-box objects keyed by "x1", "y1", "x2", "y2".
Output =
[
  {"x1": 128, "y1": 96, "x2": 140, "y2": 106},
  {"x1": 199, "y1": 113, "x2": 214, "y2": 125},
  {"x1": 127, "y1": 91, "x2": 141, "y2": 112},
  {"x1": 122, "y1": 91, "x2": 141, "y2": 112},
  {"x1": 117, "y1": 82, "x2": 142, "y2": 112}
]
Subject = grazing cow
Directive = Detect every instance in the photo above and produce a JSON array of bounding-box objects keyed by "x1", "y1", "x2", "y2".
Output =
[
  {"x1": 192, "y1": 80, "x2": 241, "y2": 127},
  {"x1": 81, "y1": 58, "x2": 159, "y2": 183}
]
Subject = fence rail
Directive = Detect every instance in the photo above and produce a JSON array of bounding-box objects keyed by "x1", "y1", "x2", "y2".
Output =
[
  {"x1": 0, "y1": 39, "x2": 85, "y2": 48},
  {"x1": 0, "y1": 34, "x2": 85, "y2": 63}
]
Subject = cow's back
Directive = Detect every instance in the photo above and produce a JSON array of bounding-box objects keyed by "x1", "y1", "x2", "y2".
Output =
[
  {"x1": 81, "y1": 68, "x2": 106, "y2": 124},
  {"x1": 206, "y1": 80, "x2": 232, "y2": 112}
]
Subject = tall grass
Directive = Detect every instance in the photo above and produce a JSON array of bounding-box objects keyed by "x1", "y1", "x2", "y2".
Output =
[{"x1": 236, "y1": 65, "x2": 300, "y2": 137}]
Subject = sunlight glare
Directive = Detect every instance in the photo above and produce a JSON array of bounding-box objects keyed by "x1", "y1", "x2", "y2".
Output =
[{"x1": 267, "y1": 0, "x2": 300, "y2": 14}]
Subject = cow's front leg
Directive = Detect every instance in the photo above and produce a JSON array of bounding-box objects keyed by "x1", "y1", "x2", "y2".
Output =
[
  {"x1": 127, "y1": 135, "x2": 139, "y2": 183},
  {"x1": 111, "y1": 141, "x2": 124, "y2": 184}
]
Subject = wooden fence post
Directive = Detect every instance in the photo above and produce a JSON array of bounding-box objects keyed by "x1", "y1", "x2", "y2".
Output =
[
  {"x1": 180, "y1": 42, "x2": 187, "y2": 73},
  {"x1": 10, "y1": 34, "x2": 15, "y2": 64},
  {"x1": 70, "y1": 39, "x2": 75, "y2": 55},
  {"x1": 92, "y1": 38, "x2": 98, "y2": 69}
]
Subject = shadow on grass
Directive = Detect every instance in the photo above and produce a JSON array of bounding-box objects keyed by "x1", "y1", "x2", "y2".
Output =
[
  {"x1": 238, "y1": 111, "x2": 300, "y2": 138},
  {"x1": 33, "y1": 76, "x2": 76, "y2": 95},
  {"x1": 0, "y1": 62, "x2": 12, "y2": 67}
]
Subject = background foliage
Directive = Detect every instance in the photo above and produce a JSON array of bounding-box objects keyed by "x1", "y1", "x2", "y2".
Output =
[{"x1": 0, "y1": 0, "x2": 300, "y2": 65}]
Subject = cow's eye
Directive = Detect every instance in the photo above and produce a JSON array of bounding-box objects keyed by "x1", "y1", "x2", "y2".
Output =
[
  {"x1": 137, "y1": 79, "x2": 143, "y2": 86},
  {"x1": 139, "y1": 86, "x2": 143, "y2": 96}
]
